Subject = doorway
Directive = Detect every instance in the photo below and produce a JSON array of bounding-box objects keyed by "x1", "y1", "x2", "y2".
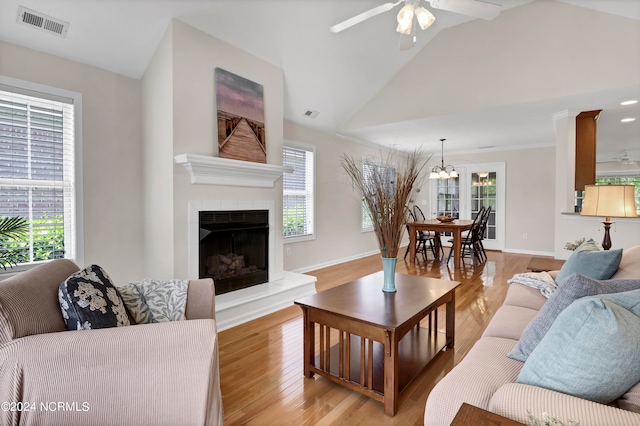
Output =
[{"x1": 430, "y1": 162, "x2": 505, "y2": 251}]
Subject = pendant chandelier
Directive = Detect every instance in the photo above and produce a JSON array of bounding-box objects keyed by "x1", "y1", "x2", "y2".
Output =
[{"x1": 429, "y1": 138, "x2": 458, "y2": 179}]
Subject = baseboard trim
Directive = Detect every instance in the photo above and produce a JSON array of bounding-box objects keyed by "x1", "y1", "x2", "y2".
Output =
[
  {"x1": 291, "y1": 249, "x2": 382, "y2": 274},
  {"x1": 502, "y1": 248, "x2": 555, "y2": 257}
]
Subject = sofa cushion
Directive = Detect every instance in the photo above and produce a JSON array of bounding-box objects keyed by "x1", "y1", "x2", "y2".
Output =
[
  {"x1": 503, "y1": 283, "x2": 547, "y2": 311},
  {"x1": 508, "y1": 274, "x2": 640, "y2": 362},
  {"x1": 0, "y1": 259, "x2": 79, "y2": 344},
  {"x1": 611, "y1": 245, "x2": 640, "y2": 280},
  {"x1": 617, "y1": 382, "x2": 640, "y2": 414},
  {"x1": 516, "y1": 289, "x2": 640, "y2": 404},
  {"x1": 554, "y1": 239, "x2": 622, "y2": 284},
  {"x1": 481, "y1": 305, "x2": 540, "y2": 340},
  {"x1": 424, "y1": 337, "x2": 522, "y2": 426},
  {"x1": 58, "y1": 264, "x2": 131, "y2": 330}
]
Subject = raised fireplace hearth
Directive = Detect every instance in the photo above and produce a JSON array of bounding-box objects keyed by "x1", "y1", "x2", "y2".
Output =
[
  {"x1": 199, "y1": 210, "x2": 268, "y2": 295},
  {"x1": 188, "y1": 199, "x2": 316, "y2": 331}
]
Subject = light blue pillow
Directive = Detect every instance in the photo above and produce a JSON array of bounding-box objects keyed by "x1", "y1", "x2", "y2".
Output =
[
  {"x1": 554, "y1": 238, "x2": 622, "y2": 284},
  {"x1": 516, "y1": 289, "x2": 640, "y2": 403},
  {"x1": 507, "y1": 274, "x2": 640, "y2": 362}
]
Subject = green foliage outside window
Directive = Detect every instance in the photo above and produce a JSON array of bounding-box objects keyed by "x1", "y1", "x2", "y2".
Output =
[
  {"x1": 0, "y1": 215, "x2": 65, "y2": 269},
  {"x1": 283, "y1": 207, "x2": 305, "y2": 237}
]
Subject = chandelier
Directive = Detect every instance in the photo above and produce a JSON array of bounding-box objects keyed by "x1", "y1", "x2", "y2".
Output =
[{"x1": 429, "y1": 139, "x2": 458, "y2": 179}]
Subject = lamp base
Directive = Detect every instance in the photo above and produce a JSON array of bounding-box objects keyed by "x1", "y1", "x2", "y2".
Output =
[{"x1": 601, "y1": 220, "x2": 613, "y2": 251}]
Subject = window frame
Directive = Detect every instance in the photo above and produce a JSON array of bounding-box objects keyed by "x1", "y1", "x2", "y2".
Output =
[
  {"x1": 0, "y1": 75, "x2": 84, "y2": 275},
  {"x1": 282, "y1": 140, "x2": 316, "y2": 243}
]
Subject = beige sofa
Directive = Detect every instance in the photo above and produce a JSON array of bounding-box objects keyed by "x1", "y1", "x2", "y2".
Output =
[
  {"x1": 424, "y1": 246, "x2": 640, "y2": 426},
  {"x1": 0, "y1": 259, "x2": 223, "y2": 426}
]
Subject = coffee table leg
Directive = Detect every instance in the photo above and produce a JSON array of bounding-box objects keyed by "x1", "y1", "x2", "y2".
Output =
[
  {"x1": 383, "y1": 330, "x2": 399, "y2": 416},
  {"x1": 446, "y1": 292, "x2": 456, "y2": 349},
  {"x1": 302, "y1": 308, "x2": 314, "y2": 378}
]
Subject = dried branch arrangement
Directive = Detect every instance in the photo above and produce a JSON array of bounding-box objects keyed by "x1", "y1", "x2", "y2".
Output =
[{"x1": 341, "y1": 149, "x2": 428, "y2": 258}]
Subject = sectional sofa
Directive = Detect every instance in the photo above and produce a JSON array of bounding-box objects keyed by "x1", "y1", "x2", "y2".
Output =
[{"x1": 424, "y1": 245, "x2": 640, "y2": 426}]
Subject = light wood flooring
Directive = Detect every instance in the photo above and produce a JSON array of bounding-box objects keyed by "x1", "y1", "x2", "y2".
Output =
[{"x1": 218, "y1": 250, "x2": 533, "y2": 425}]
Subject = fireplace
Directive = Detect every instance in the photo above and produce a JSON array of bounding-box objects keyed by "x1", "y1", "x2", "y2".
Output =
[
  {"x1": 187, "y1": 199, "x2": 316, "y2": 331},
  {"x1": 199, "y1": 210, "x2": 269, "y2": 295}
]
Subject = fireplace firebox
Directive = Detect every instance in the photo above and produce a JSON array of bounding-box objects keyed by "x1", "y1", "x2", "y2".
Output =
[{"x1": 199, "y1": 210, "x2": 269, "y2": 295}]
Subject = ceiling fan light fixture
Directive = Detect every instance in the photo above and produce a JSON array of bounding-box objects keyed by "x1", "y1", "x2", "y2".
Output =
[
  {"x1": 396, "y1": 3, "x2": 414, "y2": 34},
  {"x1": 415, "y1": 6, "x2": 435, "y2": 30}
]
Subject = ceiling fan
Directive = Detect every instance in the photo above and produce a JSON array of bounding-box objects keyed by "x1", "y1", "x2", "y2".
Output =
[
  {"x1": 329, "y1": 0, "x2": 502, "y2": 50},
  {"x1": 614, "y1": 152, "x2": 639, "y2": 165}
]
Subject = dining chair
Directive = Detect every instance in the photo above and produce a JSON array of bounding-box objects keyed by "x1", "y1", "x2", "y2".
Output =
[
  {"x1": 476, "y1": 205, "x2": 492, "y2": 262},
  {"x1": 404, "y1": 207, "x2": 430, "y2": 261},
  {"x1": 413, "y1": 205, "x2": 443, "y2": 259},
  {"x1": 447, "y1": 206, "x2": 485, "y2": 267}
]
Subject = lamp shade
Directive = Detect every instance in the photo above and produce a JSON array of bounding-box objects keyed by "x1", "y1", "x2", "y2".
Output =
[{"x1": 581, "y1": 185, "x2": 638, "y2": 219}]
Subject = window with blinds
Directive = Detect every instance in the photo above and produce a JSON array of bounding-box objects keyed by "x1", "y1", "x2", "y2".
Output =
[
  {"x1": 0, "y1": 87, "x2": 75, "y2": 266},
  {"x1": 362, "y1": 161, "x2": 396, "y2": 231},
  {"x1": 283, "y1": 144, "x2": 315, "y2": 239}
]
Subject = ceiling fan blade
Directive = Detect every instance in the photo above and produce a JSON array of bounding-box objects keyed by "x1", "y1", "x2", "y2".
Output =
[
  {"x1": 429, "y1": 0, "x2": 501, "y2": 20},
  {"x1": 330, "y1": 1, "x2": 403, "y2": 33}
]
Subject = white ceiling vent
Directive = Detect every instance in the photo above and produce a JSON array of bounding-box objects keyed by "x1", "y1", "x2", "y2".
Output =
[{"x1": 17, "y1": 6, "x2": 69, "y2": 38}]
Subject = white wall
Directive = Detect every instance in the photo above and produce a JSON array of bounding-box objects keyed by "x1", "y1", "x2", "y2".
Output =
[
  {"x1": 141, "y1": 20, "x2": 287, "y2": 280},
  {"x1": 282, "y1": 126, "x2": 558, "y2": 272},
  {"x1": 141, "y1": 25, "x2": 175, "y2": 278},
  {"x1": 344, "y1": 0, "x2": 640, "y2": 131},
  {"x1": 554, "y1": 112, "x2": 640, "y2": 258},
  {"x1": 0, "y1": 41, "x2": 145, "y2": 285},
  {"x1": 282, "y1": 122, "x2": 381, "y2": 272},
  {"x1": 414, "y1": 146, "x2": 557, "y2": 256}
]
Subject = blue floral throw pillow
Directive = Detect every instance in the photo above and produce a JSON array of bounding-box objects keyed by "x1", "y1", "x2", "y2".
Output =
[{"x1": 58, "y1": 264, "x2": 131, "y2": 331}]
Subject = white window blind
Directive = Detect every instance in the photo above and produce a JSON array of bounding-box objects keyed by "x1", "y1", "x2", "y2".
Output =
[
  {"x1": 0, "y1": 88, "x2": 75, "y2": 265},
  {"x1": 283, "y1": 145, "x2": 314, "y2": 239}
]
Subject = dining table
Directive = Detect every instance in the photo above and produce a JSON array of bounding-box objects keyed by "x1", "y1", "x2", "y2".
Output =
[{"x1": 406, "y1": 219, "x2": 474, "y2": 268}]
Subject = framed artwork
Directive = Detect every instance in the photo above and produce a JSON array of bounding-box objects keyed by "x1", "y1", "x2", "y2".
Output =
[{"x1": 215, "y1": 68, "x2": 266, "y2": 163}]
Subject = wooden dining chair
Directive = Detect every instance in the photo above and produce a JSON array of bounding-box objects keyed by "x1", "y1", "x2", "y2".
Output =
[
  {"x1": 404, "y1": 207, "x2": 430, "y2": 261},
  {"x1": 447, "y1": 206, "x2": 485, "y2": 267},
  {"x1": 413, "y1": 205, "x2": 443, "y2": 259},
  {"x1": 476, "y1": 206, "x2": 492, "y2": 263}
]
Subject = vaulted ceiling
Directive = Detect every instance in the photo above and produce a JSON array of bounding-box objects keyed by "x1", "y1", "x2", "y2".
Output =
[{"x1": 1, "y1": 0, "x2": 638, "y2": 162}]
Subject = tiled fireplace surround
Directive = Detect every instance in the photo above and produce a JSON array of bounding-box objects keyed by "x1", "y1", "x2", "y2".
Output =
[{"x1": 179, "y1": 154, "x2": 317, "y2": 331}]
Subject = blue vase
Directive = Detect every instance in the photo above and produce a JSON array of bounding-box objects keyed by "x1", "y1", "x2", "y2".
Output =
[{"x1": 382, "y1": 257, "x2": 398, "y2": 293}]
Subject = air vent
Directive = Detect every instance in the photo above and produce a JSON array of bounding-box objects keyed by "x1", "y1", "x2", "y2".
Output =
[{"x1": 17, "y1": 6, "x2": 69, "y2": 38}]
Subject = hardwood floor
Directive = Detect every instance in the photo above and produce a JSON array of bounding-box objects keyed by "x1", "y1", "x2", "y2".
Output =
[{"x1": 218, "y1": 250, "x2": 532, "y2": 425}]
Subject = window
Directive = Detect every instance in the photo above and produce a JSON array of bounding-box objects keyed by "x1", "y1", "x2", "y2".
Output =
[
  {"x1": 0, "y1": 82, "x2": 80, "y2": 268},
  {"x1": 575, "y1": 175, "x2": 640, "y2": 214},
  {"x1": 471, "y1": 172, "x2": 496, "y2": 239},
  {"x1": 595, "y1": 175, "x2": 640, "y2": 214},
  {"x1": 283, "y1": 143, "x2": 315, "y2": 240},
  {"x1": 361, "y1": 161, "x2": 396, "y2": 231}
]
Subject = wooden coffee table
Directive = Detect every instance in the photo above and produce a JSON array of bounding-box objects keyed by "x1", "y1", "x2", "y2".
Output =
[
  {"x1": 294, "y1": 272, "x2": 460, "y2": 416},
  {"x1": 451, "y1": 403, "x2": 525, "y2": 425},
  {"x1": 526, "y1": 256, "x2": 565, "y2": 272}
]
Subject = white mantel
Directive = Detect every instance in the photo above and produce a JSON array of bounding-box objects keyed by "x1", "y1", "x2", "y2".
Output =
[{"x1": 175, "y1": 153, "x2": 293, "y2": 188}]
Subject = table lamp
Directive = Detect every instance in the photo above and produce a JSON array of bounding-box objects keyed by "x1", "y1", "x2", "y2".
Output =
[{"x1": 580, "y1": 184, "x2": 638, "y2": 250}]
